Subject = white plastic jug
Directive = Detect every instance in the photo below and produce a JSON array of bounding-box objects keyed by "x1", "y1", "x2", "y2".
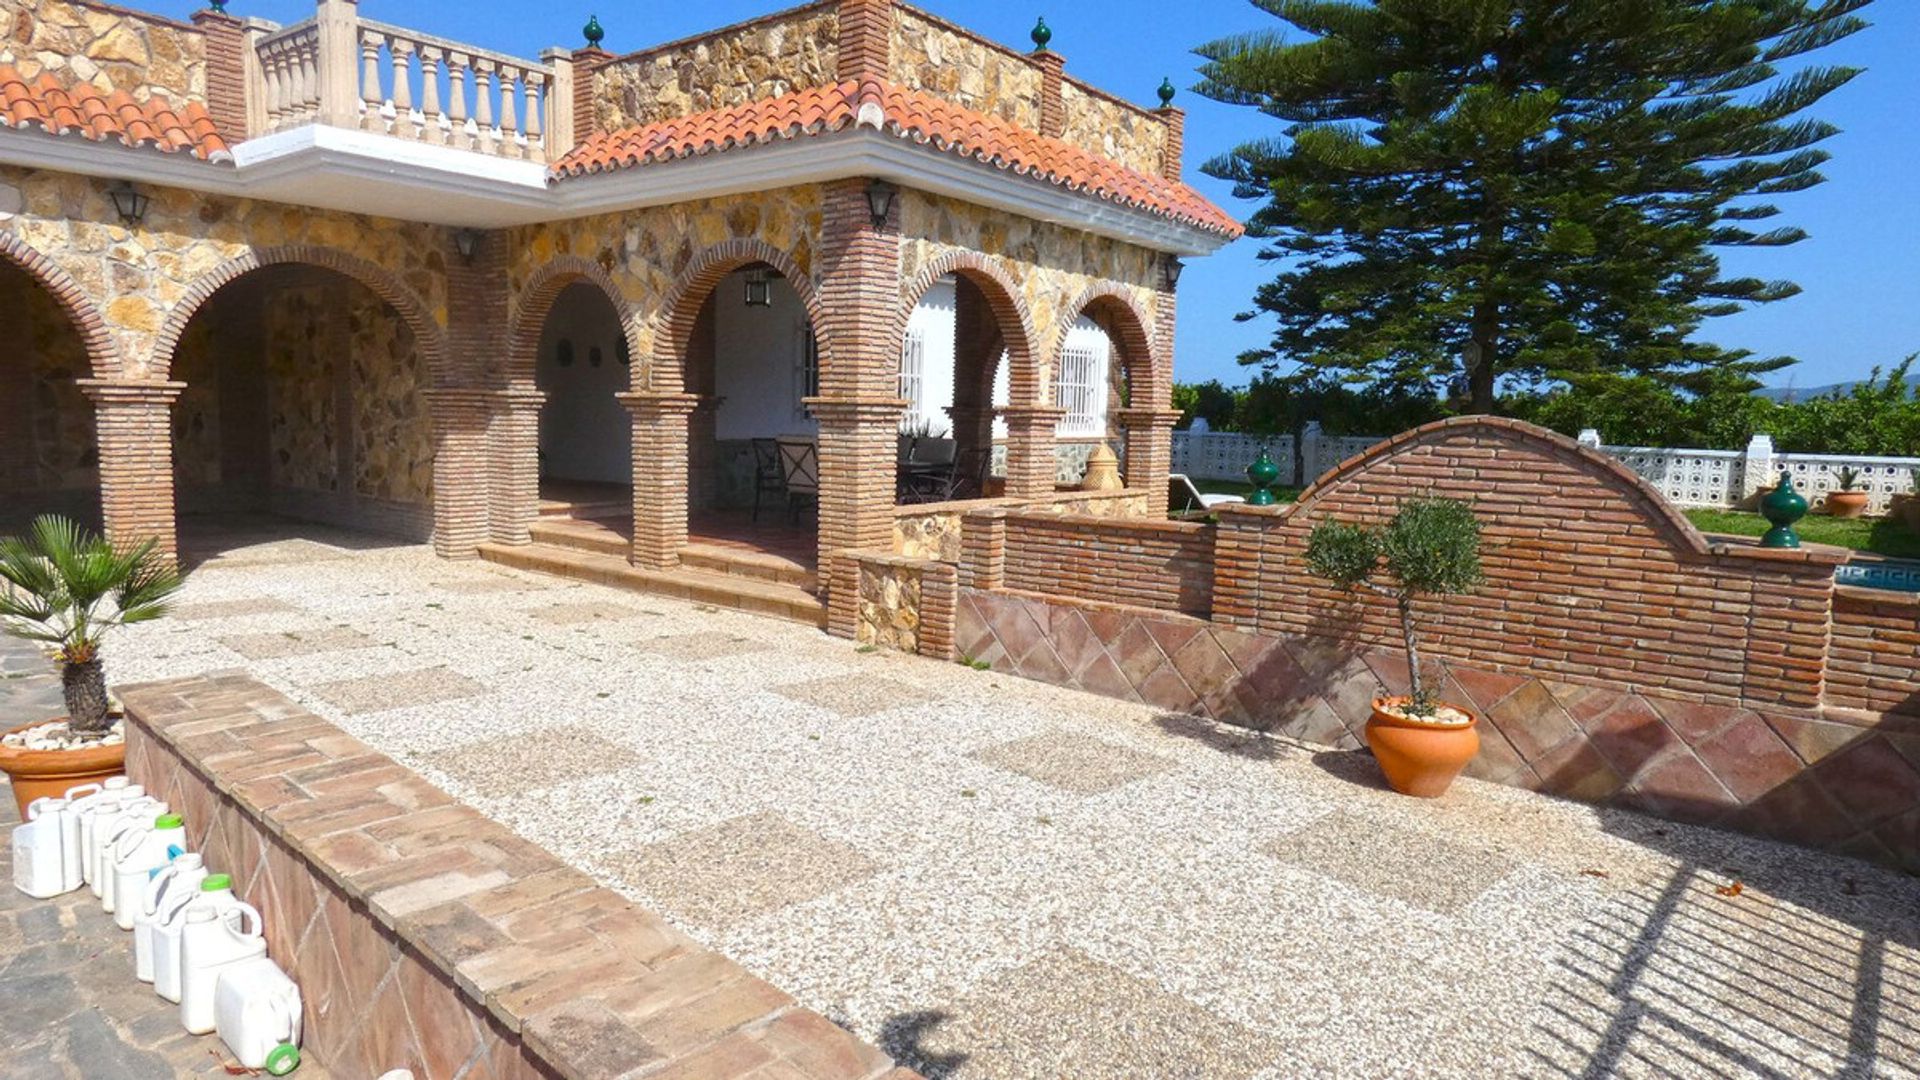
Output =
[
  {"x1": 98, "y1": 797, "x2": 166, "y2": 915},
  {"x1": 214, "y1": 956, "x2": 303, "y2": 1075},
  {"x1": 78, "y1": 782, "x2": 143, "y2": 893},
  {"x1": 156, "y1": 874, "x2": 244, "y2": 1004},
  {"x1": 180, "y1": 898, "x2": 266, "y2": 1035},
  {"x1": 12, "y1": 797, "x2": 75, "y2": 898},
  {"x1": 111, "y1": 813, "x2": 187, "y2": 931},
  {"x1": 135, "y1": 852, "x2": 206, "y2": 983}
]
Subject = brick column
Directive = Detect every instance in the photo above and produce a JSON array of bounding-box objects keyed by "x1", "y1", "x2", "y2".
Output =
[
  {"x1": 1036, "y1": 51, "x2": 1066, "y2": 139},
  {"x1": 998, "y1": 405, "x2": 1064, "y2": 500},
  {"x1": 957, "y1": 508, "x2": 1007, "y2": 590},
  {"x1": 488, "y1": 386, "x2": 545, "y2": 545},
  {"x1": 1156, "y1": 105, "x2": 1184, "y2": 181},
  {"x1": 620, "y1": 391, "x2": 698, "y2": 570},
  {"x1": 193, "y1": 10, "x2": 250, "y2": 139},
  {"x1": 1209, "y1": 503, "x2": 1280, "y2": 628},
  {"x1": 1116, "y1": 407, "x2": 1180, "y2": 499},
  {"x1": 425, "y1": 388, "x2": 493, "y2": 558},
  {"x1": 837, "y1": 0, "x2": 892, "y2": 83},
  {"x1": 918, "y1": 561, "x2": 958, "y2": 661},
  {"x1": 570, "y1": 46, "x2": 612, "y2": 142},
  {"x1": 82, "y1": 380, "x2": 181, "y2": 562},
  {"x1": 813, "y1": 177, "x2": 907, "y2": 631}
]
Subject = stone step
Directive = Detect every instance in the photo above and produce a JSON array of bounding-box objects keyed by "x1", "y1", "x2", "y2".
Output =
[
  {"x1": 528, "y1": 517, "x2": 628, "y2": 557},
  {"x1": 478, "y1": 543, "x2": 827, "y2": 628},
  {"x1": 528, "y1": 519, "x2": 818, "y2": 591}
]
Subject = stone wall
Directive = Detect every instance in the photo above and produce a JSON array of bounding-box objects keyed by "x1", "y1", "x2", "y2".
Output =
[
  {"x1": 888, "y1": 4, "x2": 1042, "y2": 128},
  {"x1": 1058, "y1": 80, "x2": 1166, "y2": 177},
  {"x1": 0, "y1": 0, "x2": 205, "y2": 103},
  {"x1": 590, "y1": 2, "x2": 840, "y2": 132},
  {"x1": 120, "y1": 673, "x2": 914, "y2": 1080}
]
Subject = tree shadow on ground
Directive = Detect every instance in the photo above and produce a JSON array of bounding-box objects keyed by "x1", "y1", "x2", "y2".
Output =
[
  {"x1": 1151, "y1": 712, "x2": 1287, "y2": 761},
  {"x1": 877, "y1": 1010, "x2": 968, "y2": 1079}
]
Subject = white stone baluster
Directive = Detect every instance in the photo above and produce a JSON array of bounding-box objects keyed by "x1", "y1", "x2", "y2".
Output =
[
  {"x1": 389, "y1": 39, "x2": 415, "y2": 139},
  {"x1": 498, "y1": 65, "x2": 520, "y2": 158},
  {"x1": 522, "y1": 72, "x2": 544, "y2": 163},
  {"x1": 419, "y1": 46, "x2": 445, "y2": 145},
  {"x1": 359, "y1": 31, "x2": 384, "y2": 131},
  {"x1": 263, "y1": 44, "x2": 286, "y2": 128},
  {"x1": 447, "y1": 52, "x2": 471, "y2": 151},
  {"x1": 473, "y1": 60, "x2": 496, "y2": 154},
  {"x1": 296, "y1": 43, "x2": 318, "y2": 122}
]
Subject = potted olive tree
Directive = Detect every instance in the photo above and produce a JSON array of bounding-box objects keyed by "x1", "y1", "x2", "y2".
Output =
[
  {"x1": 1304, "y1": 497, "x2": 1484, "y2": 797},
  {"x1": 1825, "y1": 466, "x2": 1869, "y2": 519},
  {"x1": 0, "y1": 516, "x2": 180, "y2": 815}
]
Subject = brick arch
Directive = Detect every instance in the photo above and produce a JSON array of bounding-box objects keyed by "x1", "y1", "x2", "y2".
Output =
[
  {"x1": 652, "y1": 239, "x2": 823, "y2": 393},
  {"x1": 1056, "y1": 282, "x2": 1159, "y2": 399},
  {"x1": 150, "y1": 246, "x2": 447, "y2": 382},
  {"x1": 900, "y1": 250, "x2": 1041, "y2": 405},
  {"x1": 1288, "y1": 415, "x2": 1715, "y2": 558},
  {"x1": 0, "y1": 231, "x2": 124, "y2": 380},
  {"x1": 508, "y1": 256, "x2": 640, "y2": 386}
]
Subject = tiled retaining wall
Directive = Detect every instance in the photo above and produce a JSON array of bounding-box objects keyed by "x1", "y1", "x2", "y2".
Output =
[
  {"x1": 120, "y1": 673, "x2": 914, "y2": 1080},
  {"x1": 954, "y1": 587, "x2": 1920, "y2": 872},
  {"x1": 935, "y1": 418, "x2": 1920, "y2": 872}
]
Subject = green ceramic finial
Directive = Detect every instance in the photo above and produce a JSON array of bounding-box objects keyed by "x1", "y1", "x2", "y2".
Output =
[
  {"x1": 582, "y1": 14, "x2": 604, "y2": 47},
  {"x1": 1031, "y1": 16, "x2": 1052, "y2": 52},
  {"x1": 1246, "y1": 447, "x2": 1281, "y2": 506},
  {"x1": 208, "y1": 0, "x2": 227, "y2": 11},
  {"x1": 1759, "y1": 469, "x2": 1808, "y2": 548},
  {"x1": 1157, "y1": 77, "x2": 1176, "y2": 106}
]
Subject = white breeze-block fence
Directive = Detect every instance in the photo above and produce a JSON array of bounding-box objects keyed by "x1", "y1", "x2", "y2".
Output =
[{"x1": 1172, "y1": 426, "x2": 1920, "y2": 514}]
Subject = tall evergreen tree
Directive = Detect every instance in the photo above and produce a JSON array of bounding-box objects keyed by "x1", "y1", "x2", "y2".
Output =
[{"x1": 1197, "y1": 0, "x2": 1870, "y2": 412}]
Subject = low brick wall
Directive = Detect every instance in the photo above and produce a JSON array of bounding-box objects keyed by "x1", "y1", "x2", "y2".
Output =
[
  {"x1": 1001, "y1": 512, "x2": 1214, "y2": 617},
  {"x1": 955, "y1": 587, "x2": 1920, "y2": 872},
  {"x1": 120, "y1": 674, "x2": 913, "y2": 1080},
  {"x1": 1828, "y1": 587, "x2": 1920, "y2": 718}
]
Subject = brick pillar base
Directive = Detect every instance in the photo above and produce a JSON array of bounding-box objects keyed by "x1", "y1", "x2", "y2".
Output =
[
  {"x1": 489, "y1": 386, "x2": 545, "y2": 545},
  {"x1": 621, "y1": 391, "x2": 697, "y2": 570},
  {"x1": 811, "y1": 397, "x2": 905, "y2": 638},
  {"x1": 1117, "y1": 407, "x2": 1180, "y2": 502},
  {"x1": 999, "y1": 406, "x2": 1065, "y2": 500},
  {"x1": 82, "y1": 379, "x2": 182, "y2": 563},
  {"x1": 425, "y1": 388, "x2": 495, "y2": 558}
]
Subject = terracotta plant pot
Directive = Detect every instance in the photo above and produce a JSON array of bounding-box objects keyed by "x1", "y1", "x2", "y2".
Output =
[
  {"x1": 0, "y1": 717, "x2": 127, "y2": 818},
  {"x1": 1825, "y1": 490, "x2": 1870, "y2": 519},
  {"x1": 1364, "y1": 697, "x2": 1480, "y2": 798}
]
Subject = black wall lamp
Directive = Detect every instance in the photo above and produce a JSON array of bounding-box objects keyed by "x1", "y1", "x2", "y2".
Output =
[
  {"x1": 108, "y1": 180, "x2": 149, "y2": 227},
  {"x1": 744, "y1": 268, "x2": 773, "y2": 308},
  {"x1": 865, "y1": 179, "x2": 897, "y2": 230},
  {"x1": 453, "y1": 228, "x2": 482, "y2": 263}
]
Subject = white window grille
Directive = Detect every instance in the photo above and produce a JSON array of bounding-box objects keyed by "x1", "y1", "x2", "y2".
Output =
[
  {"x1": 1054, "y1": 317, "x2": 1111, "y2": 438},
  {"x1": 899, "y1": 324, "x2": 927, "y2": 431},
  {"x1": 794, "y1": 319, "x2": 819, "y2": 422}
]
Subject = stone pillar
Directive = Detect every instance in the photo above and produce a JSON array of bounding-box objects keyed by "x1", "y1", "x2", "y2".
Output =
[
  {"x1": 313, "y1": 0, "x2": 362, "y2": 127},
  {"x1": 1743, "y1": 434, "x2": 1776, "y2": 502},
  {"x1": 998, "y1": 405, "x2": 1065, "y2": 500},
  {"x1": 488, "y1": 386, "x2": 545, "y2": 545},
  {"x1": 193, "y1": 10, "x2": 250, "y2": 138},
  {"x1": 424, "y1": 388, "x2": 494, "y2": 558},
  {"x1": 541, "y1": 49, "x2": 575, "y2": 154},
  {"x1": 814, "y1": 399, "x2": 905, "y2": 638},
  {"x1": 1116, "y1": 406, "x2": 1180, "y2": 501},
  {"x1": 620, "y1": 391, "x2": 698, "y2": 570},
  {"x1": 82, "y1": 380, "x2": 182, "y2": 563}
]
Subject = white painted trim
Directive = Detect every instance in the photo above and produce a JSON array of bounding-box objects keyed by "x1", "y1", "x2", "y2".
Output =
[{"x1": 0, "y1": 123, "x2": 1233, "y2": 255}]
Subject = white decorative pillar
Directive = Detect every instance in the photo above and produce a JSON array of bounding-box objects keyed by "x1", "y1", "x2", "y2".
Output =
[
  {"x1": 1577, "y1": 428, "x2": 1602, "y2": 449},
  {"x1": 1743, "y1": 433, "x2": 1776, "y2": 502}
]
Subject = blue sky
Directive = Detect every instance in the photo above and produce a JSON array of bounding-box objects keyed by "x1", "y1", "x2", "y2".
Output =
[{"x1": 154, "y1": 0, "x2": 1919, "y2": 391}]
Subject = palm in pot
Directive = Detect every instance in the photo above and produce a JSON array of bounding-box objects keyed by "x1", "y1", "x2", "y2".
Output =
[{"x1": 0, "y1": 516, "x2": 180, "y2": 813}]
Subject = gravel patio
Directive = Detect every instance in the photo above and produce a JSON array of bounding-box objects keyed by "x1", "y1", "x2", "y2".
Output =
[{"x1": 75, "y1": 520, "x2": 1920, "y2": 1079}]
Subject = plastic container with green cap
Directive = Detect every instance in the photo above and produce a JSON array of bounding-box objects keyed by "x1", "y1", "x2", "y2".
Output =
[
  {"x1": 202, "y1": 873, "x2": 232, "y2": 892},
  {"x1": 263, "y1": 1042, "x2": 300, "y2": 1075},
  {"x1": 211, "y1": 954, "x2": 303, "y2": 1072},
  {"x1": 154, "y1": 871, "x2": 242, "y2": 1004},
  {"x1": 110, "y1": 808, "x2": 188, "y2": 930}
]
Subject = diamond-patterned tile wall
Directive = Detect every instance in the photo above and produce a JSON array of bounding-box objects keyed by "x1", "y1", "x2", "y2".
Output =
[{"x1": 957, "y1": 587, "x2": 1920, "y2": 872}]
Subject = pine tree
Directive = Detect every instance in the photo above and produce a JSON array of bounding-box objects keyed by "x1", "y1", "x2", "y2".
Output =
[{"x1": 1197, "y1": 0, "x2": 1870, "y2": 413}]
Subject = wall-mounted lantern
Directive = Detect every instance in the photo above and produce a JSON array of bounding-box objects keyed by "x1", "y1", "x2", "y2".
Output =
[
  {"x1": 744, "y1": 268, "x2": 774, "y2": 308},
  {"x1": 453, "y1": 228, "x2": 482, "y2": 263},
  {"x1": 107, "y1": 180, "x2": 149, "y2": 227},
  {"x1": 864, "y1": 179, "x2": 897, "y2": 230}
]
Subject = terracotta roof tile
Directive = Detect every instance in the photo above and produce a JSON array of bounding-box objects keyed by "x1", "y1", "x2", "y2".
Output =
[
  {"x1": 554, "y1": 80, "x2": 1242, "y2": 239},
  {"x1": 0, "y1": 65, "x2": 232, "y2": 163}
]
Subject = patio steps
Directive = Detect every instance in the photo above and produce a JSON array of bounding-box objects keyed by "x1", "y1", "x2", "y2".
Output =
[
  {"x1": 478, "y1": 542, "x2": 827, "y2": 628},
  {"x1": 527, "y1": 518, "x2": 818, "y2": 591}
]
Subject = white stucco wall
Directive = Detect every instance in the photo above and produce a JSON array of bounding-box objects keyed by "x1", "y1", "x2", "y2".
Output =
[
  {"x1": 714, "y1": 270, "x2": 818, "y2": 441},
  {"x1": 537, "y1": 283, "x2": 631, "y2": 484}
]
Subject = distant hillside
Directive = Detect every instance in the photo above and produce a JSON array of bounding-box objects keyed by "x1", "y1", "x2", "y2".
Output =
[{"x1": 1757, "y1": 372, "x2": 1920, "y2": 402}]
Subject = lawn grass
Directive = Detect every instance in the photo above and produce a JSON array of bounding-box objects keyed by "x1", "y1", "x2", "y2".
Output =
[{"x1": 1683, "y1": 508, "x2": 1920, "y2": 560}]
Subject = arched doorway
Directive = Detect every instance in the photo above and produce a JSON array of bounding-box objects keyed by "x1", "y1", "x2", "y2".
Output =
[
  {"x1": 1056, "y1": 290, "x2": 1155, "y2": 487},
  {"x1": 0, "y1": 258, "x2": 102, "y2": 532},
  {"x1": 164, "y1": 264, "x2": 436, "y2": 558},
  {"x1": 535, "y1": 282, "x2": 631, "y2": 510}
]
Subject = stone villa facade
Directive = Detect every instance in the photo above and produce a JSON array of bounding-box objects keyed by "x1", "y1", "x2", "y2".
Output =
[{"x1": 0, "y1": 0, "x2": 1236, "y2": 631}]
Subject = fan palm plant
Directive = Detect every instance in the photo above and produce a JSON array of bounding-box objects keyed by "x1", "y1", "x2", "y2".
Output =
[{"x1": 0, "y1": 516, "x2": 181, "y2": 737}]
